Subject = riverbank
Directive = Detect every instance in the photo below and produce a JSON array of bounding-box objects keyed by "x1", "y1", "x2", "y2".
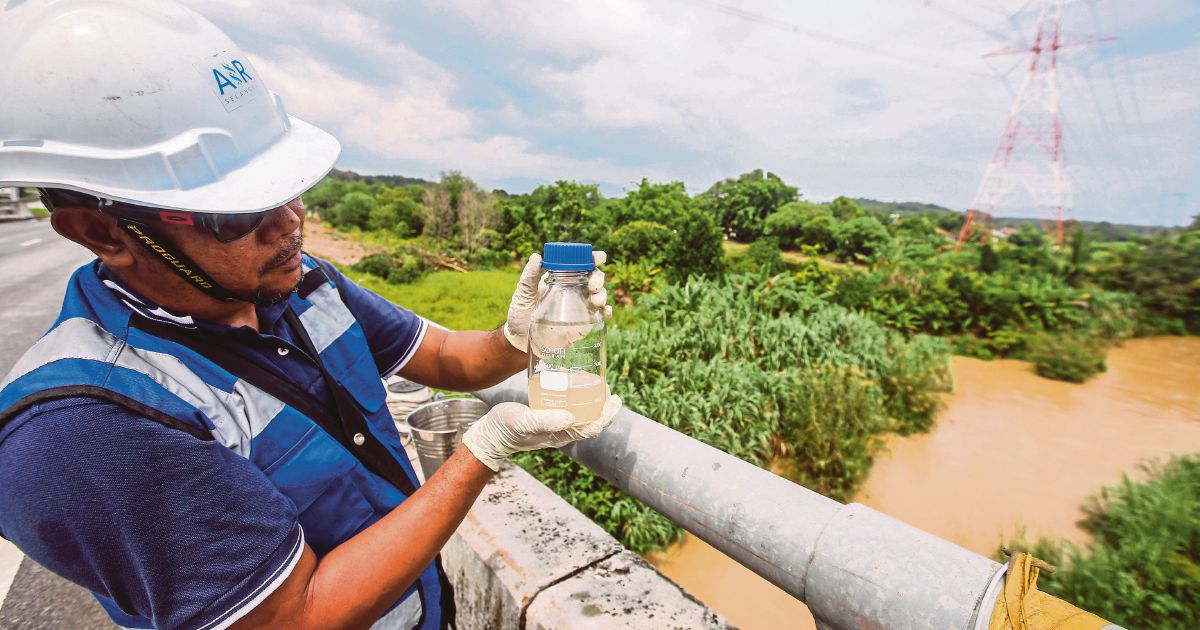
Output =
[{"x1": 650, "y1": 336, "x2": 1200, "y2": 630}]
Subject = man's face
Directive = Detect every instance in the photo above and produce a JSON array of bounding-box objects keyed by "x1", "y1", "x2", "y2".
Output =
[{"x1": 129, "y1": 198, "x2": 307, "y2": 306}]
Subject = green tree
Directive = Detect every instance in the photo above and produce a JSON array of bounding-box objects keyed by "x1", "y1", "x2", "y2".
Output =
[
  {"x1": 835, "y1": 216, "x2": 892, "y2": 262},
  {"x1": 423, "y1": 172, "x2": 496, "y2": 252},
  {"x1": 423, "y1": 171, "x2": 466, "y2": 240},
  {"x1": 763, "y1": 200, "x2": 815, "y2": 242},
  {"x1": 327, "y1": 191, "x2": 376, "y2": 230},
  {"x1": 765, "y1": 200, "x2": 838, "y2": 253},
  {"x1": 527, "y1": 181, "x2": 602, "y2": 243},
  {"x1": 891, "y1": 214, "x2": 942, "y2": 245},
  {"x1": 504, "y1": 222, "x2": 541, "y2": 259},
  {"x1": 1087, "y1": 228, "x2": 1200, "y2": 333},
  {"x1": 607, "y1": 179, "x2": 694, "y2": 228},
  {"x1": 373, "y1": 185, "x2": 425, "y2": 236},
  {"x1": 699, "y1": 169, "x2": 798, "y2": 241},
  {"x1": 667, "y1": 207, "x2": 726, "y2": 282},
  {"x1": 303, "y1": 178, "x2": 370, "y2": 219},
  {"x1": 828, "y1": 195, "x2": 865, "y2": 220},
  {"x1": 609, "y1": 221, "x2": 677, "y2": 267}
]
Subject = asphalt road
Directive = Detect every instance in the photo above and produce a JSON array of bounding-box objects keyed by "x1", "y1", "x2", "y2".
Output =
[{"x1": 0, "y1": 219, "x2": 116, "y2": 628}]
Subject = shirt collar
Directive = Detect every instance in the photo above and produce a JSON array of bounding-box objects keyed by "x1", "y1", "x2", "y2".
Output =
[
  {"x1": 96, "y1": 262, "x2": 289, "y2": 335},
  {"x1": 97, "y1": 263, "x2": 196, "y2": 327}
]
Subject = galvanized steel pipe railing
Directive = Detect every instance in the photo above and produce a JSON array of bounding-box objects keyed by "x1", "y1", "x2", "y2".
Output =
[{"x1": 475, "y1": 373, "x2": 1008, "y2": 630}]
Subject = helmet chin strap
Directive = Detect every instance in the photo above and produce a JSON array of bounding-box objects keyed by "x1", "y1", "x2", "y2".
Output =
[{"x1": 116, "y1": 217, "x2": 251, "y2": 303}]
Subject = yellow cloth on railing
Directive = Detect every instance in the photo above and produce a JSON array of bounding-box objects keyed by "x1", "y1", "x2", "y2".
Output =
[{"x1": 988, "y1": 552, "x2": 1113, "y2": 630}]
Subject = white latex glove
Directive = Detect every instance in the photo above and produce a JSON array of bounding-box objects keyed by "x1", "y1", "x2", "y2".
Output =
[
  {"x1": 503, "y1": 251, "x2": 612, "y2": 354},
  {"x1": 461, "y1": 393, "x2": 623, "y2": 471}
]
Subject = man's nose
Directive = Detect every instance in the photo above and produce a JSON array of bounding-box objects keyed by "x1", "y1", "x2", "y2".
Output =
[{"x1": 257, "y1": 199, "x2": 303, "y2": 241}]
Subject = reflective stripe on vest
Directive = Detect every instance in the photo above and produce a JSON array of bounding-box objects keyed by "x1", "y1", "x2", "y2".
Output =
[{"x1": 0, "y1": 256, "x2": 441, "y2": 630}]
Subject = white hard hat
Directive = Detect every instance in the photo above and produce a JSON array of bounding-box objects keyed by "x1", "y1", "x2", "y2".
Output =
[{"x1": 0, "y1": 0, "x2": 341, "y2": 213}]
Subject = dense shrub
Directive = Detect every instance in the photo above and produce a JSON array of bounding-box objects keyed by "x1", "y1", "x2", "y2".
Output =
[
  {"x1": 351, "y1": 252, "x2": 427, "y2": 285},
  {"x1": 602, "y1": 179, "x2": 695, "y2": 229},
  {"x1": 1011, "y1": 456, "x2": 1200, "y2": 630},
  {"x1": 496, "y1": 180, "x2": 602, "y2": 249},
  {"x1": 326, "y1": 191, "x2": 376, "y2": 230},
  {"x1": 764, "y1": 201, "x2": 838, "y2": 253},
  {"x1": 828, "y1": 195, "x2": 866, "y2": 220},
  {"x1": 597, "y1": 181, "x2": 726, "y2": 281},
  {"x1": 1027, "y1": 333, "x2": 1108, "y2": 383},
  {"x1": 823, "y1": 251, "x2": 1136, "y2": 359},
  {"x1": 370, "y1": 185, "x2": 425, "y2": 236},
  {"x1": 797, "y1": 213, "x2": 839, "y2": 253},
  {"x1": 607, "y1": 261, "x2": 664, "y2": 303},
  {"x1": 303, "y1": 178, "x2": 371, "y2": 217},
  {"x1": 502, "y1": 222, "x2": 541, "y2": 260},
  {"x1": 1087, "y1": 230, "x2": 1200, "y2": 333},
  {"x1": 608, "y1": 220, "x2": 677, "y2": 266},
  {"x1": 889, "y1": 214, "x2": 942, "y2": 245},
  {"x1": 522, "y1": 273, "x2": 952, "y2": 551},
  {"x1": 666, "y1": 207, "x2": 726, "y2": 281},
  {"x1": 835, "y1": 216, "x2": 892, "y2": 262},
  {"x1": 762, "y1": 201, "x2": 810, "y2": 242},
  {"x1": 747, "y1": 236, "x2": 785, "y2": 274}
]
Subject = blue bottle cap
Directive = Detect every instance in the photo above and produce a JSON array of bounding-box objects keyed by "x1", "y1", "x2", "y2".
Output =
[{"x1": 542, "y1": 242, "x2": 594, "y2": 271}]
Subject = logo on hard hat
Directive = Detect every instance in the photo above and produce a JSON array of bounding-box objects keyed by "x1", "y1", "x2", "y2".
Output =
[{"x1": 204, "y1": 53, "x2": 262, "y2": 112}]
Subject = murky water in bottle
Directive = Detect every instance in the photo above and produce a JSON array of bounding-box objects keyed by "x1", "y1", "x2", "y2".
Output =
[{"x1": 528, "y1": 370, "x2": 606, "y2": 423}]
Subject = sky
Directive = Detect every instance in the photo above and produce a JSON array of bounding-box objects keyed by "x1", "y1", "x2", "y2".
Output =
[{"x1": 183, "y1": 0, "x2": 1200, "y2": 226}]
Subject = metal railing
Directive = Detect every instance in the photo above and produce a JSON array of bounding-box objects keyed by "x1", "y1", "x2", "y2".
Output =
[{"x1": 475, "y1": 372, "x2": 1120, "y2": 630}]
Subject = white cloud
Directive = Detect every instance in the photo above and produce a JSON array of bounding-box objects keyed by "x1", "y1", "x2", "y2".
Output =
[
  {"x1": 183, "y1": 0, "x2": 449, "y2": 86},
  {"x1": 250, "y1": 48, "x2": 644, "y2": 185},
  {"x1": 184, "y1": 0, "x2": 647, "y2": 186},
  {"x1": 181, "y1": 0, "x2": 1197, "y2": 222},
  {"x1": 419, "y1": 0, "x2": 1196, "y2": 221}
]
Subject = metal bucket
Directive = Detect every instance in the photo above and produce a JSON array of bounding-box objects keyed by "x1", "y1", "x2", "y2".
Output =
[{"x1": 406, "y1": 398, "x2": 489, "y2": 478}]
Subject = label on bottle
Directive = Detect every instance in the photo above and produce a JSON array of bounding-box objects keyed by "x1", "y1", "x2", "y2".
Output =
[{"x1": 540, "y1": 370, "x2": 569, "y2": 392}]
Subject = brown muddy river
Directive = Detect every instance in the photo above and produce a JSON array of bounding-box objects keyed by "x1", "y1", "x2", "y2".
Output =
[{"x1": 649, "y1": 337, "x2": 1200, "y2": 630}]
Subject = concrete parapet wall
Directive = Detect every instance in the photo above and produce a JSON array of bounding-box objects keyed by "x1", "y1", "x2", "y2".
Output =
[{"x1": 442, "y1": 464, "x2": 730, "y2": 630}]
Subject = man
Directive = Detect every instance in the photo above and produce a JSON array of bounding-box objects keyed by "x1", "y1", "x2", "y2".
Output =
[{"x1": 0, "y1": 1, "x2": 621, "y2": 629}]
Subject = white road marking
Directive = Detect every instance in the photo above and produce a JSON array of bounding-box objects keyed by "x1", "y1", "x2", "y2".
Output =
[
  {"x1": 0, "y1": 538, "x2": 22, "y2": 609},
  {"x1": 18, "y1": 238, "x2": 41, "y2": 248}
]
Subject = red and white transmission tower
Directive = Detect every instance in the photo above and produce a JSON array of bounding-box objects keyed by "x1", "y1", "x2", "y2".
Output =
[{"x1": 957, "y1": 0, "x2": 1112, "y2": 248}]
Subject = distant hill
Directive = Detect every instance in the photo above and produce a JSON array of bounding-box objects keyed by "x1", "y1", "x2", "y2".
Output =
[
  {"x1": 327, "y1": 168, "x2": 433, "y2": 188},
  {"x1": 851, "y1": 198, "x2": 956, "y2": 215},
  {"x1": 852, "y1": 197, "x2": 1180, "y2": 240}
]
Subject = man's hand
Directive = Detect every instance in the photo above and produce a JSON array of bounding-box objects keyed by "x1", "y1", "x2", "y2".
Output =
[
  {"x1": 503, "y1": 251, "x2": 612, "y2": 354},
  {"x1": 461, "y1": 393, "x2": 623, "y2": 471}
]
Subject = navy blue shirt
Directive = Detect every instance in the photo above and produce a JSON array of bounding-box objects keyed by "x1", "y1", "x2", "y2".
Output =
[{"x1": 0, "y1": 258, "x2": 427, "y2": 630}]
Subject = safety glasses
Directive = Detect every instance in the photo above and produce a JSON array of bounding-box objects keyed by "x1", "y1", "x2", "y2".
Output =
[
  {"x1": 39, "y1": 188, "x2": 270, "y2": 243},
  {"x1": 144, "y1": 207, "x2": 269, "y2": 243}
]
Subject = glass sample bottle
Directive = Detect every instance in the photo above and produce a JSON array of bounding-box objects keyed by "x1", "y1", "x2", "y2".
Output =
[{"x1": 527, "y1": 242, "x2": 607, "y2": 423}]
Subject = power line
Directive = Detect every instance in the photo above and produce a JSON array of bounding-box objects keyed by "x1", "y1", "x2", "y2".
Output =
[
  {"x1": 680, "y1": 0, "x2": 993, "y2": 79},
  {"x1": 919, "y1": 0, "x2": 1014, "y2": 43}
]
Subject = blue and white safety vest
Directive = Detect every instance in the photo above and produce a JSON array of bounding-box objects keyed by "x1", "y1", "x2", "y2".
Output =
[{"x1": 0, "y1": 256, "x2": 449, "y2": 629}]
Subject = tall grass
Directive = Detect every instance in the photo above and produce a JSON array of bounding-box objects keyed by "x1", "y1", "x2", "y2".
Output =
[
  {"x1": 1007, "y1": 455, "x2": 1200, "y2": 630},
  {"x1": 340, "y1": 267, "x2": 519, "y2": 331},
  {"x1": 344, "y1": 265, "x2": 953, "y2": 554},
  {"x1": 522, "y1": 272, "x2": 952, "y2": 551}
]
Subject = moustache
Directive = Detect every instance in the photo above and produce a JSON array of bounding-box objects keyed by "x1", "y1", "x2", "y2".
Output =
[{"x1": 263, "y1": 234, "x2": 304, "y2": 272}]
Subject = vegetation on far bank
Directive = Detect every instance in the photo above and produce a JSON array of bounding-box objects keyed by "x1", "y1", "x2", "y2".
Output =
[{"x1": 302, "y1": 167, "x2": 1199, "y2": 569}]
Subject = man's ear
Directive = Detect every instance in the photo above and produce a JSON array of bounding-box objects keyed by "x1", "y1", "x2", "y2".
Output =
[{"x1": 50, "y1": 206, "x2": 135, "y2": 268}]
